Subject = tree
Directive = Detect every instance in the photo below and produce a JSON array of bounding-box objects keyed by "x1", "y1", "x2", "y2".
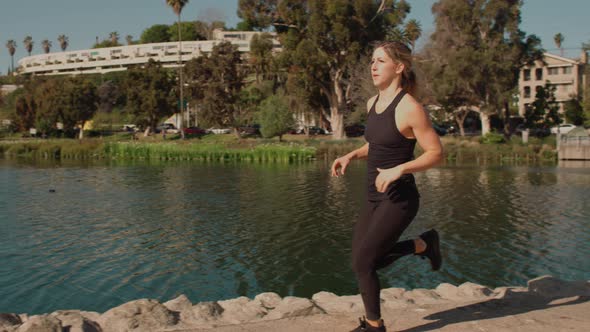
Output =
[
  {"x1": 41, "y1": 39, "x2": 52, "y2": 54},
  {"x1": 57, "y1": 34, "x2": 69, "y2": 51},
  {"x1": 125, "y1": 35, "x2": 134, "y2": 45},
  {"x1": 423, "y1": 0, "x2": 543, "y2": 136},
  {"x1": 194, "y1": 20, "x2": 225, "y2": 40},
  {"x1": 554, "y1": 32, "x2": 564, "y2": 56},
  {"x1": 185, "y1": 41, "x2": 245, "y2": 132},
  {"x1": 564, "y1": 98, "x2": 585, "y2": 126},
  {"x1": 257, "y1": 93, "x2": 294, "y2": 141},
  {"x1": 166, "y1": 0, "x2": 190, "y2": 138},
  {"x1": 125, "y1": 59, "x2": 177, "y2": 136},
  {"x1": 5, "y1": 40, "x2": 16, "y2": 73},
  {"x1": 238, "y1": 0, "x2": 410, "y2": 139},
  {"x1": 140, "y1": 24, "x2": 172, "y2": 43},
  {"x1": 404, "y1": 19, "x2": 422, "y2": 51},
  {"x1": 97, "y1": 81, "x2": 120, "y2": 113},
  {"x1": 23, "y1": 36, "x2": 34, "y2": 56},
  {"x1": 109, "y1": 31, "x2": 120, "y2": 45},
  {"x1": 249, "y1": 32, "x2": 274, "y2": 83},
  {"x1": 524, "y1": 84, "x2": 561, "y2": 130},
  {"x1": 169, "y1": 22, "x2": 200, "y2": 41}
]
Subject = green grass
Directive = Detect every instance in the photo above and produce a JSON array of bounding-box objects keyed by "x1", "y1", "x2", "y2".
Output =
[{"x1": 0, "y1": 133, "x2": 558, "y2": 164}]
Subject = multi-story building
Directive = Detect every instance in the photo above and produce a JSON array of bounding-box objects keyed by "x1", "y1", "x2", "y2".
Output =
[
  {"x1": 17, "y1": 29, "x2": 281, "y2": 76},
  {"x1": 518, "y1": 52, "x2": 587, "y2": 116}
]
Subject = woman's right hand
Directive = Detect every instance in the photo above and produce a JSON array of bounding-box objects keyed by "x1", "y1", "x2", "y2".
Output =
[{"x1": 331, "y1": 155, "x2": 351, "y2": 177}]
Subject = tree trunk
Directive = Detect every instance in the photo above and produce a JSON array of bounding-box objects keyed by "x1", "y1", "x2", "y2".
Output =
[
  {"x1": 480, "y1": 112, "x2": 491, "y2": 136},
  {"x1": 503, "y1": 101, "x2": 512, "y2": 139},
  {"x1": 144, "y1": 126, "x2": 151, "y2": 137},
  {"x1": 455, "y1": 107, "x2": 470, "y2": 137},
  {"x1": 78, "y1": 127, "x2": 84, "y2": 140},
  {"x1": 328, "y1": 70, "x2": 346, "y2": 140}
]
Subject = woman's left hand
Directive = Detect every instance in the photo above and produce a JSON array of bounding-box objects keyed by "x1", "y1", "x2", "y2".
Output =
[{"x1": 375, "y1": 166, "x2": 404, "y2": 193}]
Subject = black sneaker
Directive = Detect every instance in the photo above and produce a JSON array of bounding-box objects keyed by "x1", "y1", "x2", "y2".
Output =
[
  {"x1": 416, "y1": 229, "x2": 442, "y2": 271},
  {"x1": 350, "y1": 317, "x2": 386, "y2": 332}
]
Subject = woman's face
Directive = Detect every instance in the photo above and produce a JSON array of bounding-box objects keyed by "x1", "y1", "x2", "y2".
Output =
[{"x1": 371, "y1": 47, "x2": 404, "y2": 88}]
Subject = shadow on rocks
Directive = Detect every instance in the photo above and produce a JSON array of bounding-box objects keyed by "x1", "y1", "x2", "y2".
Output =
[{"x1": 398, "y1": 284, "x2": 589, "y2": 332}]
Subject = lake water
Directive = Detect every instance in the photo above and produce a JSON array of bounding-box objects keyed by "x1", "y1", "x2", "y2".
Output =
[{"x1": 1, "y1": 158, "x2": 589, "y2": 314}]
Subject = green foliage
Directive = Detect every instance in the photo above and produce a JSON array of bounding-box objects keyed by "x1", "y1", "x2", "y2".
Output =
[
  {"x1": 257, "y1": 94, "x2": 294, "y2": 140},
  {"x1": 124, "y1": 59, "x2": 177, "y2": 131},
  {"x1": 141, "y1": 24, "x2": 172, "y2": 43},
  {"x1": 249, "y1": 33, "x2": 274, "y2": 82},
  {"x1": 524, "y1": 84, "x2": 561, "y2": 129},
  {"x1": 185, "y1": 41, "x2": 244, "y2": 128},
  {"x1": 564, "y1": 98, "x2": 585, "y2": 126},
  {"x1": 479, "y1": 132, "x2": 505, "y2": 144},
  {"x1": 169, "y1": 21, "x2": 202, "y2": 41},
  {"x1": 423, "y1": 0, "x2": 544, "y2": 131},
  {"x1": 238, "y1": 0, "x2": 410, "y2": 138},
  {"x1": 93, "y1": 40, "x2": 122, "y2": 49}
]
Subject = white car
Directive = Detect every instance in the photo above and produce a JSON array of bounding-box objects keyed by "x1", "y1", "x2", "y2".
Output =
[
  {"x1": 208, "y1": 128, "x2": 232, "y2": 134},
  {"x1": 550, "y1": 124, "x2": 576, "y2": 134}
]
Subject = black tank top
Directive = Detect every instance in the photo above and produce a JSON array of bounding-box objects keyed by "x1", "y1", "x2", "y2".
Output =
[{"x1": 364, "y1": 90, "x2": 417, "y2": 201}]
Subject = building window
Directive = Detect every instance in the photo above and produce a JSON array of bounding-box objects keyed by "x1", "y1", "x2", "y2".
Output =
[
  {"x1": 535, "y1": 68, "x2": 543, "y2": 80},
  {"x1": 563, "y1": 66, "x2": 572, "y2": 74},
  {"x1": 524, "y1": 86, "x2": 531, "y2": 98},
  {"x1": 548, "y1": 67, "x2": 559, "y2": 75},
  {"x1": 523, "y1": 69, "x2": 531, "y2": 81}
]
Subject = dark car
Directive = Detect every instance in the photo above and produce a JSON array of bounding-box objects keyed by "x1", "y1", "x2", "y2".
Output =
[
  {"x1": 345, "y1": 124, "x2": 365, "y2": 137},
  {"x1": 183, "y1": 127, "x2": 208, "y2": 136},
  {"x1": 307, "y1": 126, "x2": 327, "y2": 135},
  {"x1": 432, "y1": 123, "x2": 447, "y2": 136},
  {"x1": 239, "y1": 124, "x2": 261, "y2": 137}
]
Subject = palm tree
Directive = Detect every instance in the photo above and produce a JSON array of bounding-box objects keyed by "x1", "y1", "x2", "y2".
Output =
[
  {"x1": 125, "y1": 35, "x2": 133, "y2": 45},
  {"x1": 58, "y1": 34, "x2": 69, "y2": 51},
  {"x1": 41, "y1": 39, "x2": 52, "y2": 53},
  {"x1": 166, "y1": 0, "x2": 189, "y2": 138},
  {"x1": 554, "y1": 33, "x2": 564, "y2": 57},
  {"x1": 109, "y1": 31, "x2": 120, "y2": 45},
  {"x1": 405, "y1": 19, "x2": 422, "y2": 51},
  {"x1": 23, "y1": 36, "x2": 34, "y2": 56},
  {"x1": 5, "y1": 40, "x2": 17, "y2": 73}
]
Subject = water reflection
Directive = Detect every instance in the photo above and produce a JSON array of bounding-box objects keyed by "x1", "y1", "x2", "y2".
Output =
[{"x1": 0, "y1": 159, "x2": 588, "y2": 315}]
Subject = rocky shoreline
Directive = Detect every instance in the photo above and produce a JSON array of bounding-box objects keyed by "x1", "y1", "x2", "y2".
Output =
[{"x1": 1, "y1": 275, "x2": 589, "y2": 332}]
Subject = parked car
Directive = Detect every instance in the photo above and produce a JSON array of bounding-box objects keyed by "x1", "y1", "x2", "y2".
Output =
[
  {"x1": 122, "y1": 124, "x2": 139, "y2": 132},
  {"x1": 183, "y1": 127, "x2": 208, "y2": 136},
  {"x1": 208, "y1": 128, "x2": 232, "y2": 134},
  {"x1": 239, "y1": 124, "x2": 261, "y2": 137},
  {"x1": 345, "y1": 124, "x2": 365, "y2": 137},
  {"x1": 307, "y1": 126, "x2": 327, "y2": 135},
  {"x1": 155, "y1": 123, "x2": 179, "y2": 134},
  {"x1": 550, "y1": 123, "x2": 576, "y2": 134},
  {"x1": 432, "y1": 123, "x2": 447, "y2": 136},
  {"x1": 515, "y1": 124, "x2": 551, "y2": 137}
]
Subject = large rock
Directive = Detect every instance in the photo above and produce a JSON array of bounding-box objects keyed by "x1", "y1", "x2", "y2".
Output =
[
  {"x1": 262, "y1": 296, "x2": 322, "y2": 320},
  {"x1": 528, "y1": 275, "x2": 590, "y2": 298},
  {"x1": 1, "y1": 313, "x2": 22, "y2": 331},
  {"x1": 179, "y1": 301, "x2": 224, "y2": 326},
  {"x1": 15, "y1": 315, "x2": 61, "y2": 332},
  {"x1": 312, "y1": 292, "x2": 363, "y2": 314},
  {"x1": 403, "y1": 288, "x2": 445, "y2": 305},
  {"x1": 457, "y1": 282, "x2": 493, "y2": 299},
  {"x1": 49, "y1": 311, "x2": 100, "y2": 332},
  {"x1": 253, "y1": 292, "x2": 282, "y2": 310},
  {"x1": 217, "y1": 297, "x2": 267, "y2": 324},
  {"x1": 163, "y1": 295, "x2": 192, "y2": 313},
  {"x1": 97, "y1": 299, "x2": 178, "y2": 332},
  {"x1": 381, "y1": 288, "x2": 412, "y2": 309}
]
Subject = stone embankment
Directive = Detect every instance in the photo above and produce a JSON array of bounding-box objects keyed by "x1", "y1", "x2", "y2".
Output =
[{"x1": 1, "y1": 275, "x2": 589, "y2": 332}]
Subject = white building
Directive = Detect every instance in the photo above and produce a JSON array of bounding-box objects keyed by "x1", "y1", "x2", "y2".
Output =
[
  {"x1": 518, "y1": 52, "x2": 587, "y2": 116},
  {"x1": 17, "y1": 29, "x2": 281, "y2": 76}
]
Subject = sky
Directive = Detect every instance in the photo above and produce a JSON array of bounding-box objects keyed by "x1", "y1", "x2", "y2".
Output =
[{"x1": 1, "y1": 0, "x2": 589, "y2": 75}]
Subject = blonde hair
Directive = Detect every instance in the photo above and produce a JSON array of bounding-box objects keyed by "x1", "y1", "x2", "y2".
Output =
[{"x1": 374, "y1": 41, "x2": 417, "y2": 96}]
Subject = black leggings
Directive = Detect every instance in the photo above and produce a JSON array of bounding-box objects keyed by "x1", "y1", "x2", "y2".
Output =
[{"x1": 351, "y1": 193, "x2": 420, "y2": 321}]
